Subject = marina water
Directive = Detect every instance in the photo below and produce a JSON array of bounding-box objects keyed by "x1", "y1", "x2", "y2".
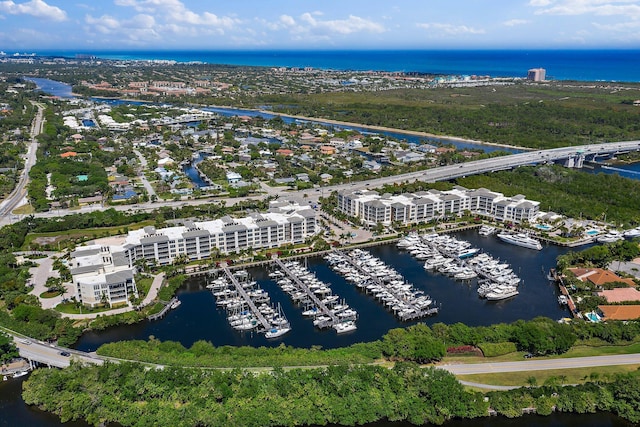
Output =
[{"x1": 74, "y1": 230, "x2": 574, "y2": 352}]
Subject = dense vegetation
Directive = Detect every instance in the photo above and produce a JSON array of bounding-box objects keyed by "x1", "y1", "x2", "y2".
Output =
[
  {"x1": 0, "y1": 331, "x2": 19, "y2": 363},
  {"x1": 455, "y1": 164, "x2": 640, "y2": 226},
  {"x1": 21, "y1": 360, "x2": 640, "y2": 426},
  {"x1": 261, "y1": 85, "x2": 640, "y2": 149},
  {"x1": 97, "y1": 317, "x2": 636, "y2": 368}
]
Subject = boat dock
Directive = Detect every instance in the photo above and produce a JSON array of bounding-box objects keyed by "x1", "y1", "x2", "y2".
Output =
[
  {"x1": 147, "y1": 297, "x2": 178, "y2": 321},
  {"x1": 220, "y1": 266, "x2": 272, "y2": 333},
  {"x1": 273, "y1": 258, "x2": 341, "y2": 329},
  {"x1": 329, "y1": 249, "x2": 438, "y2": 321}
]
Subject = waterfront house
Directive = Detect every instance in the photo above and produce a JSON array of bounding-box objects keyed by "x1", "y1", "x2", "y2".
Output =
[
  {"x1": 597, "y1": 305, "x2": 640, "y2": 321},
  {"x1": 569, "y1": 268, "x2": 636, "y2": 288}
]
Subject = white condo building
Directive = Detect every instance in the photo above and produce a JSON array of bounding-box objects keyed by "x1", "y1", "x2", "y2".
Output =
[
  {"x1": 70, "y1": 245, "x2": 139, "y2": 308},
  {"x1": 337, "y1": 186, "x2": 540, "y2": 227},
  {"x1": 122, "y1": 200, "x2": 317, "y2": 266},
  {"x1": 69, "y1": 201, "x2": 317, "y2": 306}
]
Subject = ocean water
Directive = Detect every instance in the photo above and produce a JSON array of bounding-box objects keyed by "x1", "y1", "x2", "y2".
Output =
[{"x1": 37, "y1": 49, "x2": 640, "y2": 82}]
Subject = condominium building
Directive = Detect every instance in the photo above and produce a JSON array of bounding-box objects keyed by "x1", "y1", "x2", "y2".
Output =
[
  {"x1": 337, "y1": 187, "x2": 539, "y2": 226},
  {"x1": 121, "y1": 201, "x2": 317, "y2": 266},
  {"x1": 70, "y1": 245, "x2": 139, "y2": 308}
]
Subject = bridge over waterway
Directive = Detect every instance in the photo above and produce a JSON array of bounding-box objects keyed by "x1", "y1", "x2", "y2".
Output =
[{"x1": 340, "y1": 141, "x2": 640, "y2": 191}]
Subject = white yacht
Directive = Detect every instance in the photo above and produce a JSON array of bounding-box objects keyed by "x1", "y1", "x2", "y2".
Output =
[
  {"x1": 497, "y1": 233, "x2": 542, "y2": 250},
  {"x1": 597, "y1": 231, "x2": 624, "y2": 243},
  {"x1": 623, "y1": 227, "x2": 640, "y2": 239},
  {"x1": 265, "y1": 327, "x2": 291, "y2": 339},
  {"x1": 333, "y1": 320, "x2": 357, "y2": 334},
  {"x1": 478, "y1": 225, "x2": 497, "y2": 236},
  {"x1": 485, "y1": 287, "x2": 519, "y2": 301}
]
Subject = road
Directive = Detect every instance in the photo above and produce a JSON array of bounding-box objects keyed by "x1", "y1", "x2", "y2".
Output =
[
  {"x1": 0, "y1": 102, "x2": 44, "y2": 218},
  {"x1": 8, "y1": 333, "x2": 104, "y2": 369},
  {"x1": 439, "y1": 353, "x2": 640, "y2": 375},
  {"x1": 133, "y1": 149, "x2": 157, "y2": 199},
  {"x1": 4, "y1": 322, "x2": 639, "y2": 378}
]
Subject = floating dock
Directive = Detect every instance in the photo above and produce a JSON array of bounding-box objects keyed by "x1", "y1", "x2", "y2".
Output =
[{"x1": 273, "y1": 258, "x2": 343, "y2": 329}]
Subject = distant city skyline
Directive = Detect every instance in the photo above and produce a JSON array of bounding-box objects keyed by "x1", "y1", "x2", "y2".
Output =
[{"x1": 1, "y1": 0, "x2": 639, "y2": 50}]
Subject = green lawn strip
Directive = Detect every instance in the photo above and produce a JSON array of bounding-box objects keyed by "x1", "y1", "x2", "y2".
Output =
[
  {"x1": 457, "y1": 364, "x2": 640, "y2": 387},
  {"x1": 443, "y1": 342, "x2": 640, "y2": 365},
  {"x1": 22, "y1": 220, "x2": 154, "y2": 250},
  {"x1": 135, "y1": 276, "x2": 153, "y2": 296},
  {"x1": 12, "y1": 204, "x2": 35, "y2": 215},
  {"x1": 55, "y1": 302, "x2": 114, "y2": 315},
  {"x1": 557, "y1": 342, "x2": 640, "y2": 358},
  {"x1": 443, "y1": 352, "x2": 527, "y2": 364}
]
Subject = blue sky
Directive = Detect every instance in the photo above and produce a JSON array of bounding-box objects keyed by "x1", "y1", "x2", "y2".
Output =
[{"x1": 1, "y1": 0, "x2": 639, "y2": 50}]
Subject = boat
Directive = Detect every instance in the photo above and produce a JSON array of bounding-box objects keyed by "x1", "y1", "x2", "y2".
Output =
[
  {"x1": 457, "y1": 247, "x2": 479, "y2": 259},
  {"x1": 478, "y1": 225, "x2": 496, "y2": 236},
  {"x1": 496, "y1": 233, "x2": 542, "y2": 250},
  {"x1": 623, "y1": 227, "x2": 640, "y2": 239},
  {"x1": 485, "y1": 288, "x2": 519, "y2": 301},
  {"x1": 333, "y1": 320, "x2": 357, "y2": 334},
  {"x1": 597, "y1": 231, "x2": 624, "y2": 243},
  {"x1": 558, "y1": 295, "x2": 568, "y2": 305},
  {"x1": 12, "y1": 370, "x2": 29, "y2": 378},
  {"x1": 170, "y1": 300, "x2": 181, "y2": 309},
  {"x1": 265, "y1": 326, "x2": 291, "y2": 339}
]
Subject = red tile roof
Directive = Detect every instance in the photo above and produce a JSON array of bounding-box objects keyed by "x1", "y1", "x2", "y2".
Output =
[
  {"x1": 598, "y1": 305, "x2": 640, "y2": 320},
  {"x1": 597, "y1": 288, "x2": 640, "y2": 303}
]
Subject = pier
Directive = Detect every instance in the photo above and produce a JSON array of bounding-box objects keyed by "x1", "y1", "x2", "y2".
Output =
[
  {"x1": 273, "y1": 258, "x2": 341, "y2": 329},
  {"x1": 147, "y1": 297, "x2": 178, "y2": 321},
  {"x1": 220, "y1": 266, "x2": 272, "y2": 333},
  {"x1": 331, "y1": 249, "x2": 438, "y2": 321}
]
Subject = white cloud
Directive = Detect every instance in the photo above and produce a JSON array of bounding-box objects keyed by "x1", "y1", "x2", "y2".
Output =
[
  {"x1": 593, "y1": 20, "x2": 640, "y2": 31},
  {"x1": 280, "y1": 14, "x2": 295, "y2": 27},
  {"x1": 114, "y1": 0, "x2": 238, "y2": 30},
  {"x1": 298, "y1": 13, "x2": 385, "y2": 35},
  {"x1": 0, "y1": 0, "x2": 66, "y2": 21},
  {"x1": 85, "y1": 13, "x2": 160, "y2": 44},
  {"x1": 503, "y1": 19, "x2": 531, "y2": 26},
  {"x1": 417, "y1": 22, "x2": 485, "y2": 35},
  {"x1": 530, "y1": 0, "x2": 640, "y2": 17}
]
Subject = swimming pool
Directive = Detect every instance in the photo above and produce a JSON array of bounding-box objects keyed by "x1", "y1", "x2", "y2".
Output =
[
  {"x1": 586, "y1": 230, "x2": 599, "y2": 236},
  {"x1": 535, "y1": 224, "x2": 552, "y2": 231},
  {"x1": 586, "y1": 311, "x2": 601, "y2": 323}
]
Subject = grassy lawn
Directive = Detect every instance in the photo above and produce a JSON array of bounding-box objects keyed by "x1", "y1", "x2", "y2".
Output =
[
  {"x1": 13, "y1": 204, "x2": 35, "y2": 215},
  {"x1": 457, "y1": 364, "x2": 640, "y2": 387},
  {"x1": 55, "y1": 302, "x2": 114, "y2": 315},
  {"x1": 443, "y1": 352, "x2": 528, "y2": 364},
  {"x1": 558, "y1": 342, "x2": 640, "y2": 358},
  {"x1": 136, "y1": 276, "x2": 153, "y2": 296},
  {"x1": 22, "y1": 220, "x2": 155, "y2": 250},
  {"x1": 443, "y1": 341, "x2": 640, "y2": 365}
]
